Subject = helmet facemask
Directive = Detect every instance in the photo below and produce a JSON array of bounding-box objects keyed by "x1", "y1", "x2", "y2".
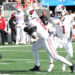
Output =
[{"x1": 56, "y1": 11, "x2": 62, "y2": 18}]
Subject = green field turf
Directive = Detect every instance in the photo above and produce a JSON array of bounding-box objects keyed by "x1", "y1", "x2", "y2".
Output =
[{"x1": 0, "y1": 43, "x2": 75, "y2": 75}]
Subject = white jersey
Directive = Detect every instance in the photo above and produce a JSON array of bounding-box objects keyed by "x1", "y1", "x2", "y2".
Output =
[
  {"x1": 27, "y1": 12, "x2": 49, "y2": 39},
  {"x1": 15, "y1": 11, "x2": 25, "y2": 24},
  {"x1": 50, "y1": 15, "x2": 73, "y2": 39}
]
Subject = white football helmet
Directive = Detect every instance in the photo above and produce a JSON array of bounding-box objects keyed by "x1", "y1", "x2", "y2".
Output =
[
  {"x1": 26, "y1": 7, "x2": 34, "y2": 15},
  {"x1": 55, "y1": 5, "x2": 66, "y2": 17},
  {"x1": 25, "y1": 6, "x2": 38, "y2": 20}
]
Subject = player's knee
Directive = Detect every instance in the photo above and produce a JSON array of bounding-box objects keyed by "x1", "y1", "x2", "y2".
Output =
[
  {"x1": 54, "y1": 56, "x2": 58, "y2": 60},
  {"x1": 53, "y1": 55, "x2": 60, "y2": 60},
  {"x1": 51, "y1": 55, "x2": 57, "y2": 60}
]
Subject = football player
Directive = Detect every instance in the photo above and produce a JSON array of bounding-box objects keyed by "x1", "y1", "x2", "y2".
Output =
[
  {"x1": 15, "y1": 8, "x2": 26, "y2": 44},
  {"x1": 48, "y1": 5, "x2": 74, "y2": 72},
  {"x1": 24, "y1": 6, "x2": 75, "y2": 73}
]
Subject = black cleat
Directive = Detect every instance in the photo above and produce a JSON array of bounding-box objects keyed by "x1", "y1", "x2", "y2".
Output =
[
  {"x1": 69, "y1": 64, "x2": 75, "y2": 73},
  {"x1": 29, "y1": 65, "x2": 41, "y2": 71}
]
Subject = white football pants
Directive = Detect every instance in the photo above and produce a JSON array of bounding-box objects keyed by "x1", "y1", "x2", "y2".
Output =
[
  {"x1": 31, "y1": 37, "x2": 72, "y2": 66},
  {"x1": 49, "y1": 37, "x2": 73, "y2": 64}
]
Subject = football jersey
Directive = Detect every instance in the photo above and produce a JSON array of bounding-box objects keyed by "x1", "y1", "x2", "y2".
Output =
[
  {"x1": 15, "y1": 11, "x2": 24, "y2": 24},
  {"x1": 50, "y1": 15, "x2": 73, "y2": 39},
  {"x1": 27, "y1": 14, "x2": 49, "y2": 39}
]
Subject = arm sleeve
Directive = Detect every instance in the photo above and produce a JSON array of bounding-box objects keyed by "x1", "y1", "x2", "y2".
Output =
[
  {"x1": 29, "y1": 26, "x2": 37, "y2": 35},
  {"x1": 24, "y1": 26, "x2": 37, "y2": 35},
  {"x1": 24, "y1": 27, "x2": 30, "y2": 32}
]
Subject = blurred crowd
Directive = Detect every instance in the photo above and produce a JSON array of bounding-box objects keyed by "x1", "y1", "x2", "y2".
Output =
[
  {"x1": 0, "y1": 0, "x2": 42, "y2": 45},
  {"x1": 0, "y1": 0, "x2": 75, "y2": 45}
]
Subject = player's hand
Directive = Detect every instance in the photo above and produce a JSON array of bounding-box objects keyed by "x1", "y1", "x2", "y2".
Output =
[{"x1": 32, "y1": 35, "x2": 38, "y2": 39}]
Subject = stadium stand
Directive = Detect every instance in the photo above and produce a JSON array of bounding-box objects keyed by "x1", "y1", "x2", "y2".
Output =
[{"x1": 0, "y1": 1, "x2": 50, "y2": 43}]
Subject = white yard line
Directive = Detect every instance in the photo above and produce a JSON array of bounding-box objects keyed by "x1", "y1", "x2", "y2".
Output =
[
  {"x1": 0, "y1": 50, "x2": 31, "y2": 52},
  {"x1": 0, "y1": 63, "x2": 9, "y2": 64},
  {"x1": 0, "y1": 50, "x2": 75, "y2": 53},
  {"x1": 0, "y1": 42, "x2": 75, "y2": 48},
  {"x1": 0, "y1": 74, "x2": 10, "y2": 75},
  {"x1": 0, "y1": 45, "x2": 31, "y2": 48},
  {"x1": 1, "y1": 58, "x2": 75, "y2": 62},
  {"x1": 1, "y1": 58, "x2": 49, "y2": 62}
]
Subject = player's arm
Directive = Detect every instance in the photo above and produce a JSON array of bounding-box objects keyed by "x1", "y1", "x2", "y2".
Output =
[
  {"x1": 24, "y1": 26, "x2": 32, "y2": 36},
  {"x1": 24, "y1": 27, "x2": 30, "y2": 33},
  {"x1": 24, "y1": 26, "x2": 38, "y2": 39},
  {"x1": 29, "y1": 26, "x2": 38, "y2": 39}
]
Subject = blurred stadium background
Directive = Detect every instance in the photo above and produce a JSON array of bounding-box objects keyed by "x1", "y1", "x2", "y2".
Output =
[
  {"x1": 0, "y1": 0, "x2": 75, "y2": 43},
  {"x1": 0, "y1": 0, "x2": 75, "y2": 75}
]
